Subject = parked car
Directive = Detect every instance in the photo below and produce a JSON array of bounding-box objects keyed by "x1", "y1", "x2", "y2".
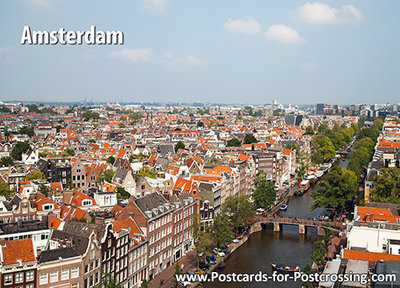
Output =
[
  {"x1": 232, "y1": 238, "x2": 239, "y2": 243},
  {"x1": 199, "y1": 261, "x2": 210, "y2": 271},
  {"x1": 206, "y1": 255, "x2": 216, "y2": 264},
  {"x1": 213, "y1": 248, "x2": 226, "y2": 257}
]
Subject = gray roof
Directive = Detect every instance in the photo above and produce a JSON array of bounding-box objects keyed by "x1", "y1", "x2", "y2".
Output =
[
  {"x1": 63, "y1": 221, "x2": 106, "y2": 242},
  {"x1": 135, "y1": 192, "x2": 169, "y2": 216},
  {"x1": 51, "y1": 229, "x2": 89, "y2": 255},
  {"x1": 374, "y1": 261, "x2": 400, "y2": 288},
  {"x1": 39, "y1": 247, "x2": 80, "y2": 263}
]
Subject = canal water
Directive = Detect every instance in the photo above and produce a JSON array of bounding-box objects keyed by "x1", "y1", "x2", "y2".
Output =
[{"x1": 204, "y1": 157, "x2": 349, "y2": 288}]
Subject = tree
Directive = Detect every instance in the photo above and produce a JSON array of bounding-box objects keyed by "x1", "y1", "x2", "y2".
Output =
[
  {"x1": 304, "y1": 126, "x2": 314, "y2": 135},
  {"x1": 116, "y1": 187, "x2": 130, "y2": 199},
  {"x1": 0, "y1": 156, "x2": 13, "y2": 167},
  {"x1": 96, "y1": 169, "x2": 115, "y2": 184},
  {"x1": 137, "y1": 166, "x2": 157, "y2": 179},
  {"x1": 243, "y1": 134, "x2": 258, "y2": 144},
  {"x1": 11, "y1": 142, "x2": 31, "y2": 161},
  {"x1": 212, "y1": 214, "x2": 234, "y2": 247},
  {"x1": 226, "y1": 138, "x2": 241, "y2": 147},
  {"x1": 83, "y1": 110, "x2": 100, "y2": 121},
  {"x1": 64, "y1": 148, "x2": 75, "y2": 156},
  {"x1": 38, "y1": 184, "x2": 51, "y2": 197},
  {"x1": 190, "y1": 214, "x2": 212, "y2": 268},
  {"x1": 0, "y1": 181, "x2": 10, "y2": 196},
  {"x1": 311, "y1": 166, "x2": 358, "y2": 212},
  {"x1": 311, "y1": 241, "x2": 326, "y2": 268},
  {"x1": 118, "y1": 123, "x2": 125, "y2": 128},
  {"x1": 172, "y1": 262, "x2": 181, "y2": 286},
  {"x1": 19, "y1": 126, "x2": 34, "y2": 137},
  {"x1": 197, "y1": 121, "x2": 204, "y2": 127},
  {"x1": 373, "y1": 167, "x2": 400, "y2": 202},
  {"x1": 311, "y1": 135, "x2": 335, "y2": 164},
  {"x1": 140, "y1": 280, "x2": 149, "y2": 288},
  {"x1": 221, "y1": 194, "x2": 256, "y2": 233},
  {"x1": 25, "y1": 170, "x2": 46, "y2": 181},
  {"x1": 101, "y1": 273, "x2": 121, "y2": 288},
  {"x1": 252, "y1": 172, "x2": 276, "y2": 208},
  {"x1": 174, "y1": 141, "x2": 185, "y2": 152},
  {"x1": 107, "y1": 156, "x2": 115, "y2": 165}
]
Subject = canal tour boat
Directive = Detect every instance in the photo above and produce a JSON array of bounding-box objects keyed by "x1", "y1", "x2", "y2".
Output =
[
  {"x1": 280, "y1": 204, "x2": 287, "y2": 211},
  {"x1": 271, "y1": 263, "x2": 301, "y2": 274}
]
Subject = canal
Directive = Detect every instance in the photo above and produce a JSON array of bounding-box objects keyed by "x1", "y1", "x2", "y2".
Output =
[{"x1": 204, "y1": 157, "x2": 349, "y2": 288}]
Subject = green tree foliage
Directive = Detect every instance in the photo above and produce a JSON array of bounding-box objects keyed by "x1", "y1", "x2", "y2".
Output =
[
  {"x1": 172, "y1": 262, "x2": 181, "y2": 286},
  {"x1": 25, "y1": 170, "x2": 46, "y2": 181},
  {"x1": 174, "y1": 141, "x2": 185, "y2": 152},
  {"x1": 226, "y1": 138, "x2": 241, "y2": 147},
  {"x1": 116, "y1": 187, "x2": 130, "y2": 199},
  {"x1": 311, "y1": 135, "x2": 335, "y2": 164},
  {"x1": 252, "y1": 172, "x2": 276, "y2": 208},
  {"x1": 38, "y1": 184, "x2": 51, "y2": 197},
  {"x1": 373, "y1": 167, "x2": 400, "y2": 203},
  {"x1": 0, "y1": 181, "x2": 10, "y2": 196},
  {"x1": 107, "y1": 156, "x2": 115, "y2": 165},
  {"x1": 243, "y1": 134, "x2": 258, "y2": 144},
  {"x1": 0, "y1": 156, "x2": 13, "y2": 167},
  {"x1": 11, "y1": 142, "x2": 31, "y2": 160},
  {"x1": 137, "y1": 166, "x2": 157, "y2": 179},
  {"x1": 347, "y1": 119, "x2": 383, "y2": 178},
  {"x1": 272, "y1": 109, "x2": 281, "y2": 116},
  {"x1": 190, "y1": 214, "x2": 212, "y2": 268},
  {"x1": 82, "y1": 110, "x2": 100, "y2": 121},
  {"x1": 197, "y1": 121, "x2": 204, "y2": 127},
  {"x1": 64, "y1": 148, "x2": 75, "y2": 156},
  {"x1": 211, "y1": 214, "x2": 234, "y2": 246},
  {"x1": 101, "y1": 274, "x2": 121, "y2": 288},
  {"x1": 19, "y1": 126, "x2": 34, "y2": 137},
  {"x1": 221, "y1": 194, "x2": 256, "y2": 233},
  {"x1": 96, "y1": 169, "x2": 115, "y2": 184},
  {"x1": 311, "y1": 166, "x2": 358, "y2": 212},
  {"x1": 0, "y1": 105, "x2": 11, "y2": 113},
  {"x1": 311, "y1": 241, "x2": 327, "y2": 267},
  {"x1": 118, "y1": 123, "x2": 125, "y2": 128},
  {"x1": 304, "y1": 126, "x2": 314, "y2": 135},
  {"x1": 140, "y1": 280, "x2": 149, "y2": 288}
]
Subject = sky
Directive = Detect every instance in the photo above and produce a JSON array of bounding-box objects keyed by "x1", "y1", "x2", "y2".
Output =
[{"x1": 1, "y1": 0, "x2": 400, "y2": 105}]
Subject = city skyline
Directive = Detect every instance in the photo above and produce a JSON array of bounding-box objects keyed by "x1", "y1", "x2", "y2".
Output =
[{"x1": 1, "y1": 0, "x2": 400, "y2": 104}]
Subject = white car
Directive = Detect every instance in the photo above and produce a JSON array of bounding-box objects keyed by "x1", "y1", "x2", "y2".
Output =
[{"x1": 232, "y1": 238, "x2": 239, "y2": 243}]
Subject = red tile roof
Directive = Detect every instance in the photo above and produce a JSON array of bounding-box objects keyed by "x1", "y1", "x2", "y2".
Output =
[{"x1": 2, "y1": 239, "x2": 35, "y2": 265}]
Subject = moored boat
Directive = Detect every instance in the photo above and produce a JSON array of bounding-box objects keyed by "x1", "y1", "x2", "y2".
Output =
[
  {"x1": 271, "y1": 263, "x2": 301, "y2": 274},
  {"x1": 280, "y1": 204, "x2": 287, "y2": 211}
]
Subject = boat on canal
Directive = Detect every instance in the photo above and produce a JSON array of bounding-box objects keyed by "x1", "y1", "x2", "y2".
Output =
[
  {"x1": 280, "y1": 204, "x2": 287, "y2": 211},
  {"x1": 271, "y1": 263, "x2": 301, "y2": 274}
]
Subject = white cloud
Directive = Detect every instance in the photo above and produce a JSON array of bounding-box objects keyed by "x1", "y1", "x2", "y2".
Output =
[
  {"x1": 265, "y1": 25, "x2": 304, "y2": 44},
  {"x1": 108, "y1": 48, "x2": 152, "y2": 62},
  {"x1": 224, "y1": 18, "x2": 262, "y2": 35},
  {"x1": 161, "y1": 52, "x2": 205, "y2": 67},
  {"x1": 143, "y1": 0, "x2": 166, "y2": 10},
  {"x1": 297, "y1": 2, "x2": 363, "y2": 24},
  {"x1": 184, "y1": 55, "x2": 205, "y2": 66}
]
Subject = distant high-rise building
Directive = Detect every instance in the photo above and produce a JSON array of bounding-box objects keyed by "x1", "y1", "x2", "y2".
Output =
[{"x1": 272, "y1": 99, "x2": 278, "y2": 106}]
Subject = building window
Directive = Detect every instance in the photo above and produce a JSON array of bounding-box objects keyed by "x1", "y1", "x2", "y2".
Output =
[
  {"x1": 50, "y1": 271, "x2": 59, "y2": 283},
  {"x1": 39, "y1": 273, "x2": 48, "y2": 285},
  {"x1": 85, "y1": 264, "x2": 89, "y2": 274},
  {"x1": 71, "y1": 267, "x2": 79, "y2": 279},
  {"x1": 15, "y1": 273, "x2": 24, "y2": 283},
  {"x1": 61, "y1": 269, "x2": 69, "y2": 281},
  {"x1": 4, "y1": 274, "x2": 13, "y2": 285},
  {"x1": 26, "y1": 271, "x2": 34, "y2": 281}
]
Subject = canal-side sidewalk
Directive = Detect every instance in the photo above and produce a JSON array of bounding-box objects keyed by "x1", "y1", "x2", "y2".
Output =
[{"x1": 149, "y1": 251, "x2": 198, "y2": 288}]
